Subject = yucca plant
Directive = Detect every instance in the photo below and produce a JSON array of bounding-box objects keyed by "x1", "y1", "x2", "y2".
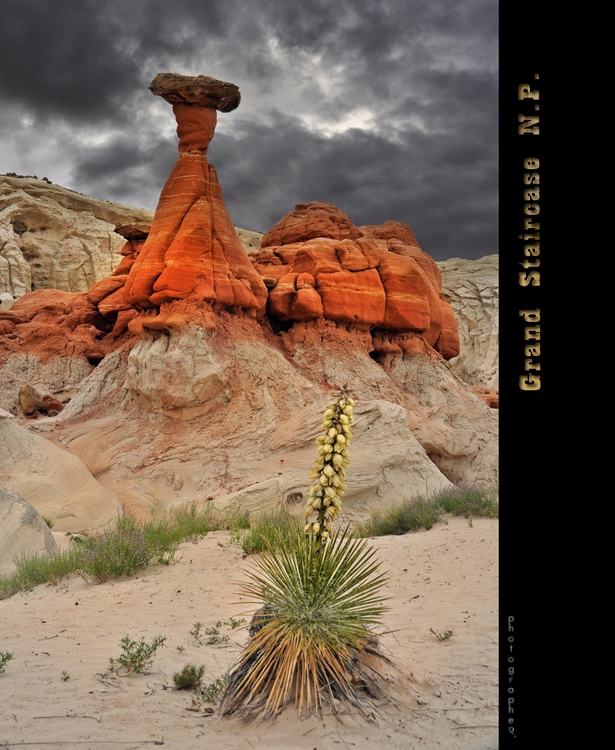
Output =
[
  {"x1": 220, "y1": 528, "x2": 390, "y2": 718},
  {"x1": 221, "y1": 389, "x2": 392, "y2": 719}
]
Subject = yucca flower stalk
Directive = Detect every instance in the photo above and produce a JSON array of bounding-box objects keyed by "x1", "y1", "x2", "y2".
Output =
[{"x1": 305, "y1": 386, "x2": 354, "y2": 550}]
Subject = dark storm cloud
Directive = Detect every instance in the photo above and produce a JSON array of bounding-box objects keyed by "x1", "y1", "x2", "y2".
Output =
[
  {"x1": 208, "y1": 106, "x2": 497, "y2": 260},
  {"x1": 0, "y1": 0, "x2": 497, "y2": 259}
]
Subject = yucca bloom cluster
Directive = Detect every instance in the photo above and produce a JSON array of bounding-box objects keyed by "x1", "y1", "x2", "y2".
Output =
[{"x1": 305, "y1": 388, "x2": 354, "y2": 546}]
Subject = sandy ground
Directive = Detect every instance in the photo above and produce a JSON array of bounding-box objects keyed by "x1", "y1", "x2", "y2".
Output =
[{"x1": 0, "y1": 517, "x2": 498, "y2": 750}]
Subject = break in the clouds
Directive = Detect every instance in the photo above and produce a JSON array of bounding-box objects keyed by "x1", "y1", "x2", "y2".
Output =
[{"x1": 0, "y1": 0, "x2": 497, "y2": 260}]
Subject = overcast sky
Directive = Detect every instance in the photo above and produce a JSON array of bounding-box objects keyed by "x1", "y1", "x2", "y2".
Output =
[{"x1": 0, "y1": 0, "x2": 497, "y2": 260}]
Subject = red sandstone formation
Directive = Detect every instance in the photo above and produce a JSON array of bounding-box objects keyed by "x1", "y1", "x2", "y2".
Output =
[
  {"x1": 0, "y1": 74, "x2": 460, "y2": 373},
  {"x1": 0, "y1": 288, "x2": 120, "y2": 363},
  {"x1": 85, "y1": 222, "x2": 148, "y2": 336},
  {"x1": 251, "y1": 202, "x2": 460, "y2": 359},
  {"x1": 122, "y1": 73, "x2": 267, "y2": 333}
]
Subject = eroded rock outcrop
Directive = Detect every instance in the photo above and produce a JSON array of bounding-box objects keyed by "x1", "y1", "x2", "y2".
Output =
[
  {"x1": 438, "y1": 255, "x2": 498, "y2": 389},
  {"x1": 0, "y1": 72, "x2": 498, "y2": 530},
  {"x1": 123, "y1": 73, "x2": 267, "y2": 335},
  {"x1": 0, "y1": 174, "x2": 155, "y2": 302},
  {"x1": 252, "y1": 201, "x2": 459, "y2": 360}
]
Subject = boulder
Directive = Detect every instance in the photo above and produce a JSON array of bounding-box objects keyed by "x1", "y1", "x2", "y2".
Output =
[
  {"x1": 0, "y1": 353, "x2": 93, "y2": 415},
  {"x1": 18, "y1": 384, "x2": 44, "y2": 415},
  {"x1": 0, "y1": 408, "x2": 122, "y2": 532},
  {"x1": 149, "y1": 72, "x2": 241, "y2": 111},
  {"x1": 0, "y1": 487, "x2": 58, "y2": 575}
]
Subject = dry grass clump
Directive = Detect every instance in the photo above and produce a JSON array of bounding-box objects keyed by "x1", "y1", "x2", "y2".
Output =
[
  {"x1": 356, "y1": 483, "x2": 499, "y2": 537},
  {"x1": 0, "y1": 503, "x2": 220, "y2": 599}
]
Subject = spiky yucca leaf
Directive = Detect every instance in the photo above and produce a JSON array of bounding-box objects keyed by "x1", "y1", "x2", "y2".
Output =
[{"x1": 220, "y1": 528, "x2": 390, "y2": 718}]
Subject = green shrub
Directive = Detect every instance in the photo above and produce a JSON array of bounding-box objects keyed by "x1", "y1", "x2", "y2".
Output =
[
  {"x1": 146, "y1": 503, "x2": 218, "y2": 548},
  {"x1": 239, "y1": 510, "x2": 305, "y2": 556},
  {"x1": 197, "y1": 673, "x2": 229, "y2": 703},
  {"x1": 79, "y1": 514, "x2": 176, "y2": 583},
  {"x1": 430, "y1": 628, "x2": 454, "y2": 641},
  {"x1": 357, "y1": 497, "x2": 441, "y2": 537},
  {"x1": 356, "y1": 484, "x2": 499, "y2": 538},
  {"x1": 0, "y1": 546, "x2": 85, "y2": 599},
  {"x1": 173, "y1": 663, "x2": 205, "y2": 689},
  {"x1": 107, "y1": 635, "x2": 166, "y2": 675},
  {"x1": 224, "y1": 506, "x2": 251, "y2": 532},
  {"x1": 0, "y1": 651, "x2": 13, "y2": 674},
  {"x1": 0, "y1": 503, "x2": 221, "y2": 600}
]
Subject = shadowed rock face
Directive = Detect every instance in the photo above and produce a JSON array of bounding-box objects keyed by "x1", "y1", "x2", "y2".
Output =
[{"x1": 251, "y1": 202, "x2": 460, "y2": 360}]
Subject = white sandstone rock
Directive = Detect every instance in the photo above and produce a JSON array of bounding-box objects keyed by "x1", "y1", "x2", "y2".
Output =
[
  {"x1": 127, "y1": 328, "x2": 228, "y2": 419},
  {"x1": 438, "y1": 255, "x2": 499, "y2": 388},
  {"x1": 0, "y1": 175, "x2": 153, "y2": 293},
  {"x1": 0, "y1": 487, "x2": 58, "y2": 575},
  {"x1": 0, "y1": 408, "x2": 122, "y2": 532}
]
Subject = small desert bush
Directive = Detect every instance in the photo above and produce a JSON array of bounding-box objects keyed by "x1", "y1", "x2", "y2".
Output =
[
  {"x1": 221, "y1": 527, "x2": 391, "y2": 719},
  {"x1": 197, "y1": 672, "x2": 230, "y2": 703},
  {"x1": 106, "y1": 635, "x2": 166, "y2": 675},
  {"x1": 173, "y1": 663, "x2": 205, "y2": 689},
  {"x1": 0, "y1": 651, "x2": 14, "y2": 674},
  {"x1": 240, "y1": 510, "x2": 305, "y2": 556},
  {"x1": 79, "y1": 514, "x2": 174, "y2": 582},
  {"x1": 432, "y1": 483, "x2": 499, "y2": 518},
  {"x1": 356, "y1": 484, "x2": 499, "y2": 538}
]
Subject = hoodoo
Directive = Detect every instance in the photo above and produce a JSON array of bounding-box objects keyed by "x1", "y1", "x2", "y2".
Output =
[{"x1": 122, "y1": 73, "x2": 267, "y2": 333}]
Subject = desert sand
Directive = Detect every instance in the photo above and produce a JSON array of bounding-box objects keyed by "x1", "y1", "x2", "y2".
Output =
[{"x1": 0, "y1": 516, "x2": 497, "y2": 749}]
